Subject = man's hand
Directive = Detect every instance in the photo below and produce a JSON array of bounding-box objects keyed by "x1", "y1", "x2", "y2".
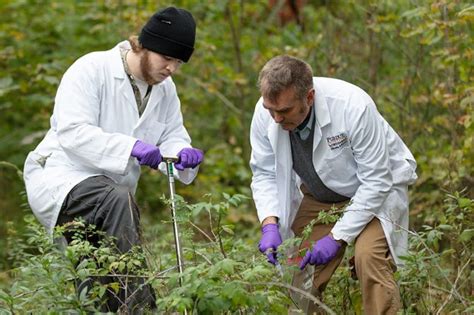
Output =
[
  {"x1": 299, "y1": 235, "x2": 341, "y2": 269},
  {"x1": 131, "y1": 140, "x2": 162, "y2": 169},
  {"x1": 258, "y1": 223, "x2": 282, "y2": 265},
  {"x1": 174, "y1": 148, "x2": 204, "y2": 171}
]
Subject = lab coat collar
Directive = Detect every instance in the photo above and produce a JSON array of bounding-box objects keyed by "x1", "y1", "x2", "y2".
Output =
[
  {"x1": 112, "y1": 41, "x2": 130, "y2": 79},
  {"x1": 313, "y1": 83, "x2": 331, "y2": 128},
  {"x1": 111, "y1": 41, "x2": 165, "y2": 121},
  {"x1": 113, "y1": 42, "x2": 136, "y2": 116}
]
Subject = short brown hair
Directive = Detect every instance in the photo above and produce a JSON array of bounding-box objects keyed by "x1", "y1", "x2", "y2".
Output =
[
  {"x1": 258, "y1": 55, "x2": 313, "y2": 103},
  {"x1": 128, "y1": 35, "x2": 144, "y2": 53}
]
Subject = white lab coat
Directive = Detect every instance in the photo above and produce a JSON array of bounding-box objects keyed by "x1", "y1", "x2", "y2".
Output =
[
  {"x1": 250, "y1": 77, "x2": 417, "y2": 265},
  {"x1": 23, "y1": 41, "x2": 198, "y2": 234}
]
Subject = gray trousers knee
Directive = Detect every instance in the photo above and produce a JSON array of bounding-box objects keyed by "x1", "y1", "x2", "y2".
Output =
[{"x1": 56, "y1": 175, "x2": 155, "y2": 312}]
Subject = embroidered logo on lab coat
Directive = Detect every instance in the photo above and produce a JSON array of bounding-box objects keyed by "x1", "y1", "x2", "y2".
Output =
[{"x1": 326, "y1": 133, "x2": 348, "y2": 150}]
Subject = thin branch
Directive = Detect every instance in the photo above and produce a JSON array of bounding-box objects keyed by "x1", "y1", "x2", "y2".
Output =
[
  {"x1": 0, "y1": 161, "x2": 23, "y2": 178},
  {"x1": 84, "y1": 265, "x2": 176, "y2": 279},
  {"x1": 192, "y1": 78, "x2": 241, "y2": 115},
  {"x1": 184, "y1": 248, "x2": 213, "y2": 266},
  {"x1": 256, "y1": 281, "x2": 336, "y2": 315},
  {"x1": 428, "y1": 282, "x2": 468, "y2": 304},
  {"x1": 12, "y1": 286, "x2": 45, "y2": 299},
  {"x1": 343, "y1": 208, "x2": 467, "y2": 305},
  {"x1": 207, "y1": 203, "x2": 217, "y2": 240},
  {"x1": 436, "y1": 258, "x2": 471, "y2": 314},
  {"x1": 399, "y1": 44, "x2": 424, "y2": 130},
  {"x1": 216, "y1": 208, "x2": 227, "y2": 258},
  {"x1": 188, "y1": 221, "x2": 215, "y2": 244},
  {"x1": 225, "y1": 1, "x2": 242, "y2": 72}
]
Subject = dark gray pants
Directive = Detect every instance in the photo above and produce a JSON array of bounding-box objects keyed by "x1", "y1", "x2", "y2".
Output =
[{"x1": 56, "y1": 175, "x2": 155, "y2": 313}]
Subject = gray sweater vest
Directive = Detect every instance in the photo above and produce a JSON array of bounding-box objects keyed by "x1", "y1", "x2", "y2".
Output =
[{"x1": 289, "y1": 124, "x2": 350, "y2": 203}]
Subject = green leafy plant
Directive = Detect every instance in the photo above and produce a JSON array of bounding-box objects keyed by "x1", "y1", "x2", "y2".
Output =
[
  {"x1": 399, "y1": 191, "x2": 473, "y2": 314},
  {"x1": 1, "y1": 1, "x2": 473, "y2": 313},
  {"x1": 1, "y1": 194, "x2": 335, "y2": 314}
]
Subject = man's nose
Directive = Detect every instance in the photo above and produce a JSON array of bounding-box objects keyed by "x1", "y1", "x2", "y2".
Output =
[
  {"x1": 273, "y1": 113, "x2": 284, "y2": 123},
  {"x1": 166, "y1": 60, "x2": 180, "y2": 73}
]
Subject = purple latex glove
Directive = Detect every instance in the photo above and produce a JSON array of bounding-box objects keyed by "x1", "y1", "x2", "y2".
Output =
[
  {"x1": 174, "y1": 148, "x2": 204, "y2": 171},
  {"x1": 258, "y1": 223, "x2": 282, "y2": 265},
  {"x1": 299, "y1": 235, "x2": 341, "y2": 270},
  {"x1": 131, "y1": 140, "x2": 162, "y2": 169}
]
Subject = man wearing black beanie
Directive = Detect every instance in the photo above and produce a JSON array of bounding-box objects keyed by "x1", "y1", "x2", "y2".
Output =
[
  {"x1": 139, "y1": 7, "x2": 195, "y2": 63},
  {"x1": 23, "y1": 7, "x2": 203, "y2": 313}
]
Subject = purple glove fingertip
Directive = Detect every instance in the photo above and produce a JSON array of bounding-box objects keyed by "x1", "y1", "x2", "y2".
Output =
[
  {"x1": 175, "y1": 161, "x2": 185, "y2": 171},
  {"x1": 184, "y1": 151, "x2": 194, "y2": 164},
  {"x1": 175, "y1": 148, "x2": 204, "y2": 170},
  {"x1": 299, "y1": 235, "x2": 341, "y2": 269},
  {"x1": 131, "y1": 140, "x2": 145, "y2": 158},
  {"x1": 258, "y1": 223, "x2": 282, "y2": 265},
  {"x1": 131, "y1": 140, "x2": 162, "y2": 169},
  {"x1": 299, "y1": 250, "x2": 312, "y2": 270},
  {"x1": 266, "y1": 250, "x2": 278, "y2": 265}
]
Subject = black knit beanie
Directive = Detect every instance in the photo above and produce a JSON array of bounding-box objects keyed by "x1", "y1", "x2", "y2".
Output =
[{"x1": 139, "y1": 7, "x2": 196, "y2": 62}]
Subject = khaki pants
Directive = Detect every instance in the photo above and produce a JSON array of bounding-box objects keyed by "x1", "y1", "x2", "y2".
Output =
[{"x1": 290, "y1": 186, "x2": 401, "y2": 315}]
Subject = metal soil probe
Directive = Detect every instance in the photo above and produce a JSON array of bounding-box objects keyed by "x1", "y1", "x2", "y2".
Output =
[{"x1": 163, "y1": 157, "x2": 185, "y2": 286}]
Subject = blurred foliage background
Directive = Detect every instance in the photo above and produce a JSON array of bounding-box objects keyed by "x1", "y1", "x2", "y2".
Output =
[{"x1": 0, "y1": 0, "x2": 472, "y2": 312}]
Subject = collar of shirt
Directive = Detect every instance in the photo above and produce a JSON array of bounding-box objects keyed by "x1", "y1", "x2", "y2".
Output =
[
  {"x1": 120, "y1": 48, "x2": 152, "y2": 116},
  {"x1": 295, "y1": 106, "x2": 314, "y2": 140}
]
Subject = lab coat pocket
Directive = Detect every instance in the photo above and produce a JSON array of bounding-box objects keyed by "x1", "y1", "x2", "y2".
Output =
[
  {"x1": 25, "y1": 151, "x2": 50, "y2": 170},
  {"x1": 323, "y1": 146, "x2": 357, "y2": 180},
  {"x1": 24, "y1": 152, "x2": 56, "y2": 208},
  {"x1": 143, "y1": 121, "x2": 166, "y2": 146},
  {"x1": 383, "y1": 188, "x2": 407, "y2": 223}
]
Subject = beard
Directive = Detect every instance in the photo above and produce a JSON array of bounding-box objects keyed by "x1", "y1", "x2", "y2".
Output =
[{"x1": 140, "y1": 50, "x2": 160, "y2": 85}]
